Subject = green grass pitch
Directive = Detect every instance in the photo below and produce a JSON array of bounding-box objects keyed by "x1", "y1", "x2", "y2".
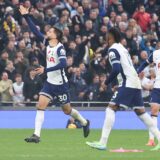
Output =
[{"x1": 0, "y1": 129, "x2": 159, "y2": 160}]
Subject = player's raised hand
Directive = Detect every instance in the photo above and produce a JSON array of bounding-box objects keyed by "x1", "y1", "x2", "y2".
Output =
[{"x1": 19, "y1": 5, "x2": 29, "y2": 15}]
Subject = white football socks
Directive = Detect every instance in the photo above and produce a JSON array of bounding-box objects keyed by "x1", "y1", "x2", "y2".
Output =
[
  {"x1": 148, "y1": 116, "x2": 158, "y2": 140},
  {"x1": 34, "y1": 110, "x2": 45, "y2": 137},
  {"x1": 99, "y1": 107, "x2": 115, "y2": 146},
  {"x1": 70, "y1": 108, "x2": 87, "y2": 126},
  {"x1": 139, "y1": 113, "x2": 160, "y2": 143}
]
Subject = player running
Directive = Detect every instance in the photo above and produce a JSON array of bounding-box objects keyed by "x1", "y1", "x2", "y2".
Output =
[
  {"x1": 86, "y1": 27, "x2": 160, "y2": 151},
  {"x1": 138, "y1": 47, "x2": 160, "y2": 147},
  {"x1": 19, "y1": 5, "x2": 90, "y2": 143}
]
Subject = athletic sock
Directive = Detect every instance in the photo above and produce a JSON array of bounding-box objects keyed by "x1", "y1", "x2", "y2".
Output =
[
  {"x1": 148, "y1": 115, "x2": 158, "y2": 140},
  {"x1": 70, "y1": 108, "x2": 87, "y2": 126},
  {"x1": 139, "y1": 113, "x2": 160, "y2": 143},
  {"x1": 34, "y1": 110, "x2": 45, "y2": 137},
  {"x1": 99, "y1": 107, "x2": 115, "y2": 146}
]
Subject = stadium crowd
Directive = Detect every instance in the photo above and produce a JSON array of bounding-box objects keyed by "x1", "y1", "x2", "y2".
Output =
[{"x1": 0, "y1": 0, "x2": 160, "y2": 106}]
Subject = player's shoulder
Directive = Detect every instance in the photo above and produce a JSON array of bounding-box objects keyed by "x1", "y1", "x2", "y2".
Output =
[
  {"x1": 57, "y1": 43, "x2": 66, "y2": 57},
  {"x1": 108, "y1": 43, "x2": 121, "y2": 59}
]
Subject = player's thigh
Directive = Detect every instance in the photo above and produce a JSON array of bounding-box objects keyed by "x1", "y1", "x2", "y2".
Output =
[{"x1": 37, "y1": 95, "x2": 51, "y2": 109}]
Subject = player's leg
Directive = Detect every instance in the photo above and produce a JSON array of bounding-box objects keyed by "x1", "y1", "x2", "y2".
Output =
[
  {"x1": 133, "y1": 89, "x2": 160, "y2": 150},
  {"x1": 34, "y1": 95, "x2": 50, "y2": 136},
  {"x1": 86, "y1": 88, "x2": 126, "y2": 150},
  {"x1": 134, "y1": 107, "x2": 160, "y2": 150},
  {"x1": 146, "y1": 103, "x2": 159, "y2": 146},
  {"x1": 62, "y1": 103, "x2": 90, "y2": 137},
  {"x1": 25, "y1": 95, "x2": 50, "y2": 143},
  {"x1": 86, "y1": 104, "x2": 117, "y2": 150},
  {"x1": 99, "y1": 104, "x2": 118, "y2": 144}
]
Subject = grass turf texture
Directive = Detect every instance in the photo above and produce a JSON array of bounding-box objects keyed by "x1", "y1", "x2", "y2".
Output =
[{"x1": 0, "y1": 129, "x2": 159, "y2": 160}]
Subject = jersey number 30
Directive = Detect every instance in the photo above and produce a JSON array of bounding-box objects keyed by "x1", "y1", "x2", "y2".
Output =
[{"x1": 58, "y1": 94, "x2": 67, "y2": 102}]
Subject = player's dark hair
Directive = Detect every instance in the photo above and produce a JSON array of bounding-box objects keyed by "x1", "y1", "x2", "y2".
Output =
[
  {"x1": 108, "y1": 27, "x2": 121, "y2": 43},
  {"x1": 53, "y1": 26, "x2": 63, "y2": 42}
]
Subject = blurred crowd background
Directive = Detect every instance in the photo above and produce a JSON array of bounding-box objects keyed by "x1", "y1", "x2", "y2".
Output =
[{"x1": 0, "y1": 0, "x2": 160, "y2": 106}]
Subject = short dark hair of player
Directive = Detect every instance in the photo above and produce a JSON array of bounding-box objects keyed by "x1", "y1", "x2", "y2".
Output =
[
  {"x1": 53, "y1": 26, "x2": 63, "y2": 42},
  {"x1": 108, "y1": 27, "x2": 121, "y2": 43}
]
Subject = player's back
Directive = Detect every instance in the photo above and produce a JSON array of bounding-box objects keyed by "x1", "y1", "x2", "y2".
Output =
[
  {"x1": 152, "y1": 49, "x2": 160, "y2": 88},
  {"x1": 109, "y1": 43, "x2": 141, "y2": 89}
]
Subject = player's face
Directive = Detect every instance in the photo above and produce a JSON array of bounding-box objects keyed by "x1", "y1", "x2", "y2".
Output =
[{"x1": 46, "y1": 28, "x2": 57, "y2": 40}]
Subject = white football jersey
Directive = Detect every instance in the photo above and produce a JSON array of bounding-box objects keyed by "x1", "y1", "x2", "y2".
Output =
[
  {"x1": 46, "y1": 42, "x2": 68, "y2": 85},
  {"x1": 152, "y1": 49, "x2": 160, "y2": 88},
  {"x1": 108, "y1": 43, "x2": 141, "y2": 89}
]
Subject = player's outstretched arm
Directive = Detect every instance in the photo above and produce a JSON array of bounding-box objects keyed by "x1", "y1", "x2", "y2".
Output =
[{"x1": 19, "y1": 5, "x2": 45, "y2": 43}]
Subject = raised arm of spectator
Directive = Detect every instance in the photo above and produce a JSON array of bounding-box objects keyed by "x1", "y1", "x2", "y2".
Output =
[
  {"x1": 137, "y1": 53, "x2": 153, "y2": 74},
  {"x1": 19, "y1": 5, "x2": 48, "y2": 45}
]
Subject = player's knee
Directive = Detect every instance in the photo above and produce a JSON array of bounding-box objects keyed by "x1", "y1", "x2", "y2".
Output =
[
  {"x1": 63, "y1": 108, "x2": 71, "y2": 115},
  {"x1": 36, "y1": 103, "x2": 46, "y2": 110},
  {"x1": 151, "y1": 106, "x2": 159, "y2": 115},
  {"x1": 62, "y1": 103, "x2": 72, "y2": 115}
]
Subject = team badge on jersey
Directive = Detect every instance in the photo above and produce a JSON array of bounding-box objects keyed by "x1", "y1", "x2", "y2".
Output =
[
  {"x1": 109, "y1": 52, "x2": 116, "y2": 60},
  {"x1": 60, "y1": 49, "x2": 66, "y2": 56}
]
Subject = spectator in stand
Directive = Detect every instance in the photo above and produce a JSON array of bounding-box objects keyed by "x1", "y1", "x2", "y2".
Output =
[
  {"x1": 98, "y1": 74, "x2": 114, "y2": 102},
  {"x1": 0, "y1": 72, "x2": 13, "y2": 104},
  {"x1": 0, "y1": 50, "x2": 9, "y2": 76},
  {"x1": 82, "y1": 0, "x2": 91, "y2": 19},
  {"x1": 12, "y1": 73, "x2": 24, "y2": 107},
  {"x1": 79, "y1": 62, "x2": 93, "y2": 85},
  {"x1": 125, "y1": 28, "x2": 139, "y2": 56},
  {"x1": 128, "y1": 18, "x2": 142, "y2": 36},
  {"x1": 145, "y1": 0, "x2": 159, "y2": 14},
  {"x1": 133, "y1": 4, "x2": 151, "y2": 33},
  {"x1": 5, "y1": 40, "x2": 17, "y2": 60},
  {"x1": 4, "y1": 60, "x2": 17, "y2": 81},
  {"x1": 107, "y1": 0, "x2": 120, "y2": 16},
  {"x1": 44, "y1": 8, "x2": 58, "y2": 25},
  {"x1": 121, "y1": 0, "x2": 142, "y2": 16},
  {"x1": 87, "y1": 74, "x2": 100, "y2": 101},
  {"x1": 14, "y1": 51, "x2": 28, "y2": 77},
  {"x1": 23, "y1": 67, "x2": 42, "y2": 104},
  {"x1": 18, "y1": 39, "x2": 30, "y2": 59},
  {"x1": 83, "y1": 20, "x2": 94, "y2": 37},
  {"x1": 70, "y1": 67, "x2": 87, "y2": 101},
  {"x1": 2, "y1": 13, "x2": 16, "y2": 35},
  {"x1": 89, "y1": 9, "x2": 100, "y2": 33}
]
